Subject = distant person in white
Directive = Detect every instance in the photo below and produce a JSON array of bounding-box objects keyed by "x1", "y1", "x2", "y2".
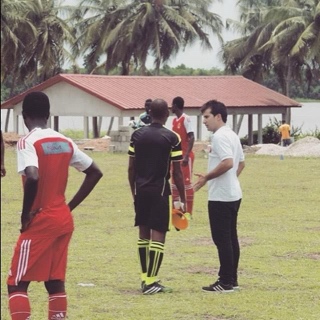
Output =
[{"x1": 194, "y1": 99, "x2": 245, "y2": 293}]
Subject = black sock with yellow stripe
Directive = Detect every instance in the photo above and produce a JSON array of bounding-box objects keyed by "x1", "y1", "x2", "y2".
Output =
[
  {"x1": 145, "y1": 241, "x2": 164, "y2": 285},
  {"x1": 137, "y1": 238, "x2": 150, "y2": 282}
]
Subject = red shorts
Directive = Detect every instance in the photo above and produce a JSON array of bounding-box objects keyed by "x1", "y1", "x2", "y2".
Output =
[{"x1": 7, "y1": 231, "x2": 73, "y2": 286}]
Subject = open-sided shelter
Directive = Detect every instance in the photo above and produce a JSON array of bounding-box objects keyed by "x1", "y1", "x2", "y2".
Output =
[{"x1": 1, "y1": 74, "x2": 301, "y2": 144}]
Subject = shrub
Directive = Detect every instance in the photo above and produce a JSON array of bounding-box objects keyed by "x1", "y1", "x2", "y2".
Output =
[
  {"x1": 240, "y1": 117, "x2": 302, "y2": 145},
  {"x1": 298, "y1": 127, "x2": 320, "y2": 140}
]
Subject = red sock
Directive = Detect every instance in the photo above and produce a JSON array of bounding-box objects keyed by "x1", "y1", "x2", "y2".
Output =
[
  {"x1": 186, "y1": 186, "x2": 194, "y2": 214},
  {"x1": 8, "y1": 292, "x2": 31, "y2": 320},
  {"x1": 48, "y1": 292, "x2": 67, "y2": 320}
]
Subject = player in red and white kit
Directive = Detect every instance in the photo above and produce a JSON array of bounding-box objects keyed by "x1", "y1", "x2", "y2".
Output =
[
  {"x1": 7, "y1": 92, "x2": 103, "y2": 320},
  {"x1": 171, "y1": 96, "x2": 195, "y2": 214}
]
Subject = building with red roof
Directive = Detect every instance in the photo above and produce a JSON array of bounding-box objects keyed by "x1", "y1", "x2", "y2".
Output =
[{"x1": 1, "y1": 74, "x2": 301, "y2": 144}]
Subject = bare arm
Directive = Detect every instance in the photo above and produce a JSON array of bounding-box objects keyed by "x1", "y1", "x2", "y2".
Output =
[
  {"x1": 182, "y1": 132, "x2": 195, "y2": 166},
  {"x1": 172, "y1": 161, "x2": 186, "y2": 210},
  {"x1": 194, "y1": 158, "x2": 233, "y2": 192},
  {"x1": 21, "y1": 166, "x2": 39, "y2": 232},
  {"x1": 128, "y1": 156, "x2": 135, "y2": 199},
  {"x1": 237, "y1": 161, "x2": 245, "y2": 177},
  {"x1": 68, "y1": 161, "x2": 103, "y2": 211}
]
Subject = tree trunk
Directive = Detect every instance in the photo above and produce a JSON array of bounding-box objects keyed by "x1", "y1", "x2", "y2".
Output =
[
  {"x1": 5, "y1": 74, "x2": 18, "y2": 132},
  {"x1": 284, "y1": 59, "x2": 292, "y2": 124},
  {"x1": 121, "y1": 61, "x2": 129, "y2": 75}
]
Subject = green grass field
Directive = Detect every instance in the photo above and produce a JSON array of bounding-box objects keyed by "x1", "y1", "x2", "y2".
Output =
[{"x1": 1, "y1": 148, "x2": 319, "y2": 320}]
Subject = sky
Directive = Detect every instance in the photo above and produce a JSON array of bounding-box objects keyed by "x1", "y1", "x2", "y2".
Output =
[
  {"x1": 63, "y1": 0, "x2": 240, "y2": 70},
  {"x1": 166, "y1": 0, "x2": 240, "y2": 69}
]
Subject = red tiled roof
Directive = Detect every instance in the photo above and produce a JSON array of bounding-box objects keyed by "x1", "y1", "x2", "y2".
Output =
[{"x1": 1, "y1": 74, "x2": 301, "y2": 109}]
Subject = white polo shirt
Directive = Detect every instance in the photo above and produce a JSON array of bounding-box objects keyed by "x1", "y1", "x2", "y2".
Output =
[{"x1": 207, "y1": 126, "x2": 244, "y2": 202}]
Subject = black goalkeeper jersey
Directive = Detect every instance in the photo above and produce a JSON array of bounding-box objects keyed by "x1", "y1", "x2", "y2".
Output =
[{"x1": 128, "y1": 123, "x2": 183, "y2": 196}]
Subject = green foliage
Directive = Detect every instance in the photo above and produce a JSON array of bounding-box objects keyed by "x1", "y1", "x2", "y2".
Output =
[
  {"x1": 1, "y1": 149, "x2": 320, "y2": 319},
  {"x1": 1, "y1": 86, "x2": 9, "y2": 103},
  {"x1": 159, "y1": 64, "x2": 224, "y2": 76},
  {"x1": 60, "y1": 129, "x2": 107, "y2": 139},
  {"x1": 263, "y1": 73, "x2": 320, "y2": 100},
  {"x1": 299, "y1": 127, "x2": 320, "y2": 140},
  {"x1": 223, "y1": 0, "x2": 320, "y2": 98}
]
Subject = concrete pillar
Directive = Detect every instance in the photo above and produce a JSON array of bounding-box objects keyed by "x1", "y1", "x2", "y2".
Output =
[
  {"x1": 248, "y1": 114, "x2": 253, "y2": 145},
  {"x1": 197, "y1": 114, "x2": 202, "y2": 141},
  {"x1": 84, "y1": 116, "x2": 89, "y2": 138},
  {"x1": 13, "y1": 110, "x2": 18, "y2": 134},
  {"x1": 233, "y1": 114, "x2": 237, "y2": 132},
  {"x1": 236, "y1": 115, "x2": 244, "y2": 135},
  {"x1": 258, "y1": 114, "x2": 263, "y2": 144},
  {"x1": 54, "y1": 116, "x2": 59, "y2": 132},
  {"x1": 47, "y1": 116, "x2": 52, "y2": 129}
]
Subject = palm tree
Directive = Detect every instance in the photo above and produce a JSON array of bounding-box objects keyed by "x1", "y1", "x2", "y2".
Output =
[
  {"x1": 72, "y1": 0, "x2": 130, "y2": 74},
  {"x1": 1, "y1": 0, "x2": 37, "y2": 131},
  {"x1": 1, "y1": 0, "x2": 35, "y2": 81},
  {"x1": 222, "y1": 0, "x2": 280, "y2": 82},
  {"x1": 260, "y1": 0, "x2": 320, "y2": 96},
  {"x1": 75, "y1": 0, "x2": 223, "y2": 75},
  {"x1": 21, "y1": 0, "x2": 77, "y2": 83},
  {"x1": 222, "y1": 0, "x2": 320, "y2": 98},
  {"x1": 1, "y1": 0, "x2": 77, "y2": 130}
]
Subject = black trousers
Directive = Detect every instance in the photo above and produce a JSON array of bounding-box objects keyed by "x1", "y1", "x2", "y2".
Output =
[{"x1": 208, "y1": 199, "x2": 242, "y2": 285}]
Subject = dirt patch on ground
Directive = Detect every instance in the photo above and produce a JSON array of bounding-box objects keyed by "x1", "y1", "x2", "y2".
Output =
[
  {"x1": 74, "y1": 137, "x2": 112, "y2": 152},
  {"x1": 2, "y1": 132, "x2": 21, "y2": 147},
  {"x1": 188, "y1": 265, "x2": 218, "y2": 275},
  {"x1": 305, "y1": 253, "x2": 320, "y2": 260},
  {"x1": 2, "y1": 132, "x2": 113, "y2": 152}
]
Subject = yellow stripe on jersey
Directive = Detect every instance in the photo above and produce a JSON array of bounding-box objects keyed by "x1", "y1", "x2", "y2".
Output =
[{"x1": 171, "y1": 150, "x2": 182, "y2": 158}]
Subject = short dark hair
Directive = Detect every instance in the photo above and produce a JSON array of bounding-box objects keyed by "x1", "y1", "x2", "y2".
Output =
[
  {"x1": 150, "y1": 99, "x2": 169, "y2": 119},
  {"x1": 172, "y1": 96, "x2": 184, "y2": 110},
  {"x1": 145, "y1": 99, "x2": 152, "y2": 107},
  {"x1": 22, "y1": 91, "x2": 50, "y2": 118},
  {"x1": 201, "y1": 100, "x2": 228, "y2": 123}
]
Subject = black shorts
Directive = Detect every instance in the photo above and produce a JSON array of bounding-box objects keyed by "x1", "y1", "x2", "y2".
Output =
[{"x1": 134, "y1": 193, "x2": 171, "y2": 233}]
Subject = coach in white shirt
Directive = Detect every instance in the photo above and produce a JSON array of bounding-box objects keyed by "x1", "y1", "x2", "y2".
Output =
[{"x1": 194, "y1": 99, "x2": 245, "y2": 293}]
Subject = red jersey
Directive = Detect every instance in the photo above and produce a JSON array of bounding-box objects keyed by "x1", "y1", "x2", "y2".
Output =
[
  {"x1": 172, "y1": 113, "x2": 194, "y2": 155},
  {"x1": 17, "y1": 128, "x2": 92, "y2": 236}
]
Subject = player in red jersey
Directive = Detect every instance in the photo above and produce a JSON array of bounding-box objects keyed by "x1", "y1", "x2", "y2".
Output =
[
  {"x1": 171, "y1": 96, "x2": 195, "y2": 214},
  {"x1": 7, "y1": 92, "x2": 103, "y2": 320}
]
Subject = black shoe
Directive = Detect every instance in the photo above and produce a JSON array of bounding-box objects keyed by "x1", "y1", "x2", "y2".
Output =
[
  {"x1": 202, "y1": 280, "x2": 234, "y2": 293},
  {"x1": 141, "y1": 281, "x2": 145, "y2": 290},
  {"x1": 142, "y1": 281, "x2": 173, "y2": 295}
]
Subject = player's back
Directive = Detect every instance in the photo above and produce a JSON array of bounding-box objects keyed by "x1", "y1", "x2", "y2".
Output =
[
  {"x1": 18, "y1": 128, "x2": 74, "y2": 211},
  {"x1": 131, "y1": 123, "x2": 180, "y2": 195}
]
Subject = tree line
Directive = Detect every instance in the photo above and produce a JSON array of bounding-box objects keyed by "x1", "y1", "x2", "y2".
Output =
[{"x1": 1, "y1": 0, "x2": 319, "y2": 103}]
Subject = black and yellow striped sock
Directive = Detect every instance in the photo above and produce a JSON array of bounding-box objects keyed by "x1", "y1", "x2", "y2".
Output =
[
  {"x1": 145, "y1": 241, "x2": 164, "y2": 285},
  {"x1": 137, "y1": 238, "x2": 150, "y2": 282}
]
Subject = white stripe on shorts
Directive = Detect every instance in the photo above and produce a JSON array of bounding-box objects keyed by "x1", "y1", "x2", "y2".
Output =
[{"x1": 15, "y1": 239, "x2": 31, "y2": 285}]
